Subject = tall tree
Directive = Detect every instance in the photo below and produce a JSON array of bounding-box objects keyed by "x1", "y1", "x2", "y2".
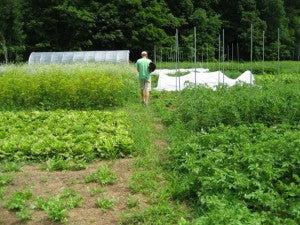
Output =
[
  {"x1": 23, "y1": 0, "x2": 95, "y2": 54},
  {"x1": 1, "y1": 0, "x2": 298, "y2": 62},
  {"x1": 257, "y1": 0, "x2": 292, "y2": 60},
  {"x1": 284, "y1": 0, "x2": 300, "y2": 60},
  {"x1": 0, "y1": 0, "x2": 25, "y2": 63},
  {"x1": 116, "y1": 0, "x2": 180, "y2": 57}
]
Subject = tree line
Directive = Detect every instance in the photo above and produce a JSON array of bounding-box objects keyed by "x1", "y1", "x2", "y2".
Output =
[{"x1": 0, "y1": 0, "x2": 299, "y2": 62}]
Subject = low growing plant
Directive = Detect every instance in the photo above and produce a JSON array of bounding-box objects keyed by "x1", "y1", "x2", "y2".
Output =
[
  {"x1": 96, "y1": 195, "x2": 116, "y2": 212},
  {"x1": 126, "y1": 194, "x2": 140, "y2": 208},
  {"x1": 0, "y1": 161, "x2": 21, "y2": 172},
  {"x1": 16, "y1": 208, "x2": 33, "y2": 221},
  {"x1": 42, "y1": 196, "x2": 69, "y2": 222},
  {"x1": 87, "y1": 187, "x2": 104, "y2": 197},
  {"x1": 36, "y1": 188, "x2": 82, "y2": 222},
  {"x1": 6, "y1": 190, "x2": 32, "y2": 211},
  {"x1": 0, "y1": 186, "x2": 7, "y2": 200},
  {"x1": 84, "y1": 164, "x2": 117, "y2": 185},
  {"x1": 40, "y1": 157, "x2": 86, "y2": 171},
  {"x1": 0, "y1": 173, "x2": 13, "y2": 186}
]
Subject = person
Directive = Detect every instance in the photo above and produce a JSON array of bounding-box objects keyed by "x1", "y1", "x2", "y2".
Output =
[{"x1": 135, "y1": 51, "x2": 152, "y2": 105}]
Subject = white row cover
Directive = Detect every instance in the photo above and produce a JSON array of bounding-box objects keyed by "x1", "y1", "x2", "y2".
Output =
[
  {"x1": 28, "y1": 50, "x2": 130, "y2": 64},
  {"x1": 154, "y1": 68, "x2": 254, "y2": 91}
]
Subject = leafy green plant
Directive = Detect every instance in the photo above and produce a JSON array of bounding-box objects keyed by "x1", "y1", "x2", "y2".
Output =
[
  {"x1": 0, "y1": 186, "x2": 7, "y2": 200},
  {"x1": 16, "y1": 208, "x2": 33, "y2": 221},
  {"x1": 87, "y1": 187, "x2": 104, "y2": 197},
  {"x1": 0, "y1": 111, "x2": 133, "y2": 161},
  {"x1": 39, "y1": 157, "x2": 69, "y2": 171},
  {"x1": 96, "y1": 195, "x2": 116, "y2": 212},
  {"x1": 40, "y1": 157, "x2": 86, "y2": 171},
  {"x1": 0, "y1": 161, "x2": 21, "y2": 172},
  {"x1": 36, "y1": 188, "x2": 82, "y2": 222},
  {"x1": 165, "y1": 124, "x2": 300, "y2": 224},
  {"x1": 42, "y1": 196, "x2": 69, "y2": 222},
  {"x1": 6, "y1": 190, "x2": 32, "y2": 211},
  {"x1": 60, "y1": 189, "x2": 83, "y2": 209},
  {"x1": 84, "y1": 165, "x2": 117, "y2": 185},
  {"x1": 68, "y1": 159, "x2": 87, "y2": 171},
  {"x1": 0, "y1": 173, "x2": 13, "y2": 186},
  {"x1": 126, "y1": 194, "x2": 140, "y2": 208}
]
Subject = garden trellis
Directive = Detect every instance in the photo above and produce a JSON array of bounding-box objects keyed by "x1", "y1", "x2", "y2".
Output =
[{"x1": 152, "y1": 23, "x2": 294, "y2": 91}]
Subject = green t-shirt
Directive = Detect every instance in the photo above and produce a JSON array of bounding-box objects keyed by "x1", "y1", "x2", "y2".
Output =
[{"x1": 135, "y1": 58, "x2": 152, "y2": 80}]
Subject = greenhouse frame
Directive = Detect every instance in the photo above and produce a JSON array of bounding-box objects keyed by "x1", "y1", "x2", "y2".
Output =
[{"x1": 28, "y1": 50, "x2": 130, "y2": 64}]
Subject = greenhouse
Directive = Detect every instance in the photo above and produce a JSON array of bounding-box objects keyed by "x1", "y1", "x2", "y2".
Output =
[{"x1": 28, "y1": 50, "x2": 130, "y2": 64}]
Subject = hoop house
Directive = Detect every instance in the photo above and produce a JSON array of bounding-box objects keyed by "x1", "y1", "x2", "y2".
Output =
[{"x1": 28, "y1": 50, "x2": 130, "y2": 64}]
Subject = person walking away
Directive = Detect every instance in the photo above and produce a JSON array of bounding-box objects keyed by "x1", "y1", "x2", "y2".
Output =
[{"x1": 135, "y1": 51, "x2": 152, "y2": 105}]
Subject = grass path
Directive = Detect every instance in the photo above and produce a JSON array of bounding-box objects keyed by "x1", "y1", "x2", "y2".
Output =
[{"x1": 119, "y1": 104, "x2": 190, "y2": 224}]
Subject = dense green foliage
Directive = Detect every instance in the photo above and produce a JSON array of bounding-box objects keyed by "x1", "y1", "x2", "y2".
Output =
[
  {"x1": 0, "y1": 0, "x2": 24, "y2": 63},
  {"x1": 0, "y1": 0, "x2": 299, "y2": 62},
  {"x1": 178, "y1": 84, "x2": 299, "y2": 130},
  {"x1": 168, "y1": 124, "x2": 299, "y2": 224},
  {"x1": 0, "y1": 110, "x2": 133, "y2": 160},
  {"x1": 0, "y1": 64, "x2": 138, "y2": 110},
  {"x1": 154, "y1": 81, "x2": 300, "y2": 130},
  {"x1": 153, "y1": 76, "x2": 300, "y2": 224}
]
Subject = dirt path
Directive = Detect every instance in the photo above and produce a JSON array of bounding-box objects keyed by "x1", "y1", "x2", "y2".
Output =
[{"x1": 0, "y1": 158, "x2": 144, "y2": 225}]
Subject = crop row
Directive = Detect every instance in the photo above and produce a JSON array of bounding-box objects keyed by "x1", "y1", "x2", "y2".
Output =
[
  {"x1": 0, "y1": 110, "x2": 133, "y2": 160},
  {"x1": 0, "y1": 63, "x2": 139, "y2": 110},
  {"x1": 154, "y1": 81, "x2": 300, "y2": 131}
]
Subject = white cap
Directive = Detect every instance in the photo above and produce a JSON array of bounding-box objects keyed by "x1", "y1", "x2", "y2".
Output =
[{"x1": 141, "y1": 51, "x2": 148, "y2": 55}]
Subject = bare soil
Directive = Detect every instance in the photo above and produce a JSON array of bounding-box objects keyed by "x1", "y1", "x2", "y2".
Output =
[{"x1": 0, "y1": 158, "x2": 147, "y2": 225}]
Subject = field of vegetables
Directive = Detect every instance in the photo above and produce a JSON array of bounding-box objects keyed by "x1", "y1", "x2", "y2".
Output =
[
  {"x1": 0, "y1": 111, "x2": 133, "y2": 161},
  {"x1": 0, "y1": 61, "x2": 299, "y2": 224},
  {"x1": 0, "y1": 64, "x2": 138, "y2": 110},
  {"x1": 0, "y1": 63, "x2": 143, "y2": 224},
  {"x1": 152, "y1": 68, "x2": 300, "y2": 224}
]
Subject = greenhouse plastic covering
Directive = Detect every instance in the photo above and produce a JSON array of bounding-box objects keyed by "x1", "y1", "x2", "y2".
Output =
[
  {"x1": 154, "y1": 68, "x2": 254, "y2": 91},
  {"x1": 28, "y1": 50, "x2": 130, "y2": 64}
]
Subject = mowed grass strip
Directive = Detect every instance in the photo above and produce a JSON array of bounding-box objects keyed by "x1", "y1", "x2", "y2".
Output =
[{"x1": 0, "y1": 110, "x2": 133, "y2": 160}]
